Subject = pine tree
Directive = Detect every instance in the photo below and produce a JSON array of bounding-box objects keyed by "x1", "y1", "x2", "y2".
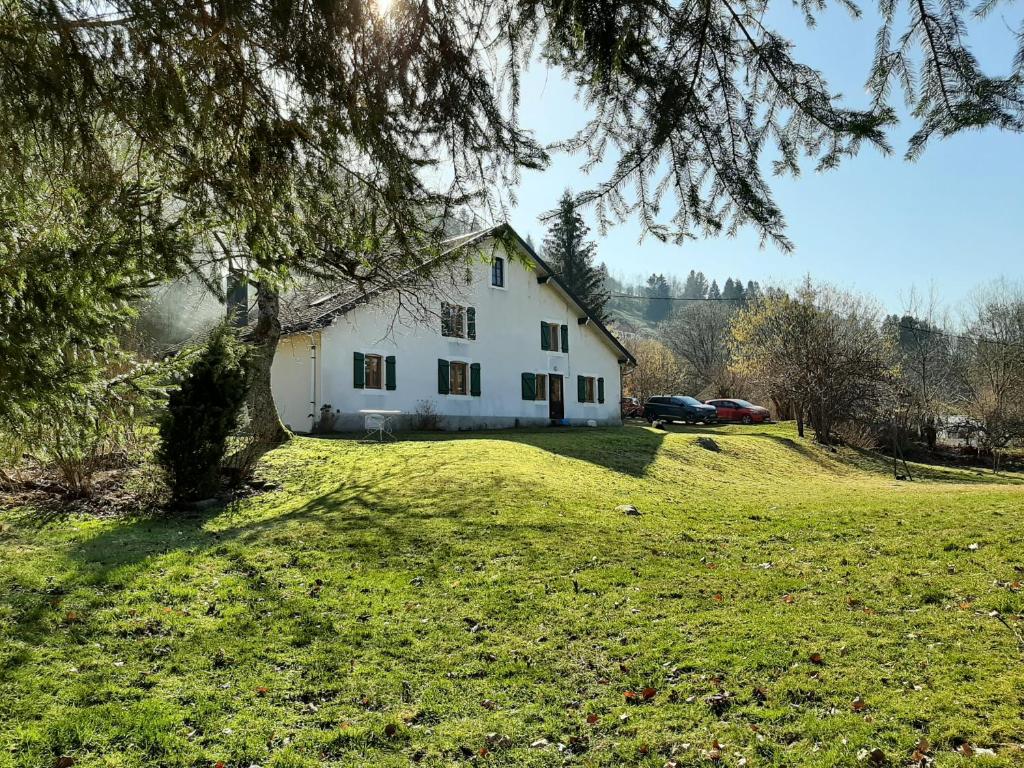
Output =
[
  {"x1": 683, "y1": 270, "x2": 709, "y2": 299},
  {"x1": 542, "y1": 191, "x2": 610, "y2": 320},
  {"x1": 708, "y1": 280, "x2": 722, "y2": 300},
  {"x1": 645, "y1": 274, "x2": 672, "y2": 323}
]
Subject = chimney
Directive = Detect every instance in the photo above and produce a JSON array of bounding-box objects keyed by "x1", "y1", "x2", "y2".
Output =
[{"x1": 226, "y1": 269, "x2": 248, "y2": 327}]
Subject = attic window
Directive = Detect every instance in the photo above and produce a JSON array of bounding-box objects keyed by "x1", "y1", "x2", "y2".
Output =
[{"x1": 491, "y1": 257, "x2": 505, "y2": 287}]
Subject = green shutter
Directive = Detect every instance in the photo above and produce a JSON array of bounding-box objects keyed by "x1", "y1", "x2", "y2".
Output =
[
  {"x1": 577, "y1": 375, "x2": 587, "y2": 402},
  {"x1": 560, "y1": 324, "x2": 569, "y2": 353},
  {"x1": 437, "y1": 359, "x2": 449, "y2": 394},
  {"x1": 540, "y1": 322, "x2": 550, "y2": 351},
  {"x1": 353, "y1": 351, "x2": 365, "y2": 389},
  {"x1": 521, "y1": 372, "x2": 536, "y2": 400},
  {"x1": 385, "y1": 355, "x2": 396, "y2": 390},
  {"x1": 467, "y1": 307, "x2": 476, "y2": 340},
  {"x1": 470, "y1": 363, "x2": 481, "y2": 396},
  {"x1": 597, "y1": 377, "x2": 605, "y2": 404}
]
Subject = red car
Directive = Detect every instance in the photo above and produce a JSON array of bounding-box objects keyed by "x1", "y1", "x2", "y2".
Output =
[{"x1": 705, "y1": 398, "x2": 771, "y2": 424}]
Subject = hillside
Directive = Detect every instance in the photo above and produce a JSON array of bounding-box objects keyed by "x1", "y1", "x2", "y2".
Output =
[{"x1": 3, "y1": 424, "x2": 1024, "y2": 767}]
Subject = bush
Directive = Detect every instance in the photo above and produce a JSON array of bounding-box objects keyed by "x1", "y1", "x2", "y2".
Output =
[
  {"x1": 157, "y1": 326, "x2": 251, "y2": 502},
  {"x1": 3, "y1": 362, "x2": 169, "y2": 497},
  {"x1": 412, "y1": 400, "x2": 441, "y2": 431}
]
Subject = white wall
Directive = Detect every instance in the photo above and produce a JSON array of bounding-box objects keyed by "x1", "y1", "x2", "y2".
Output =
[{"x1": 270, "y1": 240, "x2": 626, "y2": 432}]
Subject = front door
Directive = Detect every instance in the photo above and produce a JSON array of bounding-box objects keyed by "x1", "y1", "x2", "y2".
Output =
[{"x1": 549, "y1": 374, "x2": 564, "y2": 420}]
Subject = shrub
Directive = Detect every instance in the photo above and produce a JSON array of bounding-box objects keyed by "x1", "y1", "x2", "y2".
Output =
[
  {"x1": 4, "y1": 362, "x2": 169, "y2": 497},
  {"x1": 157, "y1": 325, "x2": 251, "y2": 502},
  {"x1": 412, "y1": 399, "x2": 441, "y2": 431}
]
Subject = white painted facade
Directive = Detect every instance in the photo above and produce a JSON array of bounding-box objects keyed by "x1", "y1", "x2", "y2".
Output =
[{"x1": 269, "y1": 234, "x2": 632, "y2": 432}]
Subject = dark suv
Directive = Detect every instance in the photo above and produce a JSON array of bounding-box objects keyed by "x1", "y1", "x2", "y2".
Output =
[{"x1": 643, "y1": 395, "x2": 718, "y2": 424}]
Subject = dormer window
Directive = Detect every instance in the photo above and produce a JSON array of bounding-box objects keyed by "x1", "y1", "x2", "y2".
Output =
[{"x1": 491, "y1": 257, "x2": 505, "y2": 288}]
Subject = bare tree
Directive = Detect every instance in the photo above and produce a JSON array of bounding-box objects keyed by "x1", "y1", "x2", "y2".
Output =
[
  {"x1": 666, "y1": 302, "x2": 735, "y2": 396},
  {"x1": 955, "y1": 283, "x2": 1024, "y2": 471},
  {"x1": 625, "y1": 338, "x2": 683, "y2": 404},
  {"x1": 886, "y1": 289, "x2": 957, "y2": 449},
  {"x1": 732, "y1": 280, "x2": 897, "y2": 444}
]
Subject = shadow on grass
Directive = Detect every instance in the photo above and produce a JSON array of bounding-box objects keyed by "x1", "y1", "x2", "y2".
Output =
[
  {"x1": 315, "y1": 424, "x2": 669, "y2": 478},
  {"x1": 1, "y1": 454, "x2": 577, "y2": 678}
]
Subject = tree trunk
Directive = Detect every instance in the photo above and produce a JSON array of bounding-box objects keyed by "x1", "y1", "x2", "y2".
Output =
[
  {"x1": 797, "y1": 407, "x2": 805, "y2": 438},
  {"x1": 248, "y1": 280, "x2": 289, "y2": 447}
]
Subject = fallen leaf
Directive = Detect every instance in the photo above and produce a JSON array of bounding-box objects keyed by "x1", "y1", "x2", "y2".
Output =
[
  {"x1": 624, "y1": 690, "x2": 639, "y2": 703},
  {"x1": 54, "y1": 758, "x2": 75, "y2": 768},
  {"x1": 478, "y1": 747, "x2": 489, "y2": 757},
  {"x1": 480, "y1": 699, "x2": 498, "y2": 710},
  {"x1": 910, "y1": 738, "x2": 930, "y2": 764},
  {"x1": 809, "y1": 653, "x2": 825, "y2": 665},
  {"x1": 782, "y1": 594, "x2": 795, "y2": 604},
  {"x1": 384, "y1": 723, "x2": 398, "y2": 738},
  {"x1": 958, "y1": 743, "x2": 974, "y2": 757},
  {"x1": 530, "y1": 738, "x2": 550, "y2": 748},
  {"x1": 852, "y1": 696, "x2": 866, "y2": 712},
  {"x1": 708, "y1": 740, "x2": 723, "y2": 761},
  {"x1": 586, "y1": 713, "x2": 599, "y2": 725},
  {"x1": 706, "y1": 692, "x2": 731, "y2": 715},
  {"x1": 256, "y1": 686, "x2": 269, "y2": 696},
  {"x1": 642, "y1": 687, "x2": 657, "y2": 700}
]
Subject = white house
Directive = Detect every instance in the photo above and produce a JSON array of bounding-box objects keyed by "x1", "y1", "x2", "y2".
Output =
[{"x1": 268, "y1": 224, "x2": 636, "y2": 432}]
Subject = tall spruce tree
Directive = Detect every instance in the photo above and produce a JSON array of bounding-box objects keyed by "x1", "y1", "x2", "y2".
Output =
[
  {"x1": 645, "y1": 274, "x2": 673, "y2": 323},
  {"x1": 542, "y1": 191, "x2": 610, "y2": 320},
  {"x1": 683, "y1": 270, "x2": 710, "y2": 300}
]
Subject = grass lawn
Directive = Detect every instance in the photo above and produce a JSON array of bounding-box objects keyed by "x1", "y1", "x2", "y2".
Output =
[{"x1": 3, "y1": 423, "x2": 1024, "y2": 767}]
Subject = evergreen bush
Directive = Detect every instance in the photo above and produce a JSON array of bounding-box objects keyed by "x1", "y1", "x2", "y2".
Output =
[{"x1": 158, "y1": 326, "x2": 251, "y2": 502}]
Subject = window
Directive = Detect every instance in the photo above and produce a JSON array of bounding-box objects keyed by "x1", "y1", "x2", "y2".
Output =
[
  {"x1": 491, "y1": 257, "x2": 505, "y2": 287},
  {"x1": 521, "y1": 372, "x2": 548, "y2": 401},
  {"x1": 540, "y1": 322, "x2": 568, "y2": 352},
  {"x1": 442, "y1": 303, "x2": 476, "y2": 339},
  {"x1": 450, "y1": 361, "x2": 468, "y2": 395},
  {"x1": 354, "y1": 352, "x2": 396, "y2": 390},
  {"x1": 577, "y1": 375, "x2": 604, "y2": 403},
  {"x1": 365, "y1": 354, "x2": 382, "y2": 389},
  {"x1": 535, "y1": 373, "x2": 547, "y2": 401}
]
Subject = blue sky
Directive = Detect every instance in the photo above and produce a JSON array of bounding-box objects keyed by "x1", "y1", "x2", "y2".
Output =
[{"x1": 504, "y1": 4, "x2": 1024, "y2": 315}]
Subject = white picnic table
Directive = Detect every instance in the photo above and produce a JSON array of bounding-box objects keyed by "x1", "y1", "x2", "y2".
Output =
[{"x1": 358, "y1": 409, "x2": 402, "y2": 442}]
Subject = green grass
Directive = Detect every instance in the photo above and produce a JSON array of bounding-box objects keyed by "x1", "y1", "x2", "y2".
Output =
[{"x1": 3, "y1": 423, "x2": 1024, "y2": 767}]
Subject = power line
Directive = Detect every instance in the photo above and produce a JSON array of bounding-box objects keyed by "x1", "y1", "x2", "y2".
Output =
[{"x1": 611, "y1": 293, "x2": 744, "y2": 301}]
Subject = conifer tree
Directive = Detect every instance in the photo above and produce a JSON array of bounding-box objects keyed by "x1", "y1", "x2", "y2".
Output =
[
  {"x1": 542, "y1": 191, "x2": 610, "y2": 320},
  {"x1": 645, "y1": 274, "x2": 673, "y2": 323},
  {"x1": 708, "y1": 280, "x2": 722, "y2": 300},
  {"x1": 683, "y1": 270, "x2": 710, "y2": 300}
]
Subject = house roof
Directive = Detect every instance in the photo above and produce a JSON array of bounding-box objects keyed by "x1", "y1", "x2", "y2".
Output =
[{"x1": 277, "y1": 223, "x2": 636, "y2": 366}]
